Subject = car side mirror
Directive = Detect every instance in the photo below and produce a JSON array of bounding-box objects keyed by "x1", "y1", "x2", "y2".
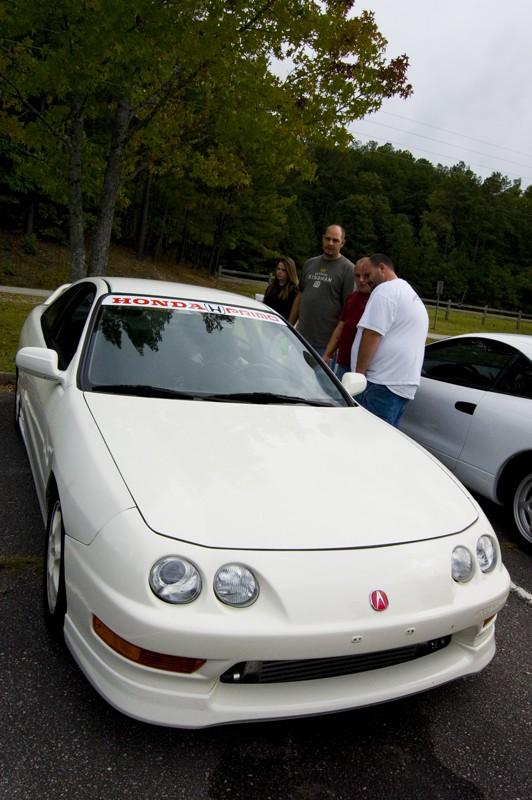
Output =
[
  {"x1": 16, "y1": 347, "x2": 65, "y2": 385},
  {"x1": 341, "y1": 371, "x2": 367, "y2": 397}
]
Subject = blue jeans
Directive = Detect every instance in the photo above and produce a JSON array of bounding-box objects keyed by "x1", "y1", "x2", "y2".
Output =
[
  {"x1": 356, "y1": 382, "x2": 409, "y2": 427},
  {"x1": 313, "y1": 346, "x2": 336, "y2": 373},
  {"x1": 334, "y1": 363, "x2": 349, "y2": 380}
]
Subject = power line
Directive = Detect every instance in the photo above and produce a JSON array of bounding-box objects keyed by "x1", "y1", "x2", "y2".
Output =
[
  {"x1": 375, "y1": 110, "x2": 532, "y2": 160},
  {"x1": 352, "y1": 130, "x2": 532, "y2": 184},
  {"x1": 357, "y1": 120, "x2": 532, "y2": 171}
]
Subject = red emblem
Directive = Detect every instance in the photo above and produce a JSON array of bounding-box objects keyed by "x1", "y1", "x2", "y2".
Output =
[{"x1": 370, "y1": 590, "x2": 389, "y2": 611}]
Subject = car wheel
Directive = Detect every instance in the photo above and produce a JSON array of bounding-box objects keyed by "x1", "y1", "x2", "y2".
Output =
[
  {"x1": 44, "y1": 497, "x2": 67, "y2": 636},
  {"x1": 512, "y1": 473, "x2": 532, "y2": 552},
  {"x1": 14, "y1": 368, "x2": 21, "y2": 436}
]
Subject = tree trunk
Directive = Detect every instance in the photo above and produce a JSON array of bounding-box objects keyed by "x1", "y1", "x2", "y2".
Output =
[
  {"x1": 88, "y1": 96, "x2": 132, "y2": 276},
  {"x1": 177, "y1": 209, "x2": 188, "y2": 263},
  {"x1": 209, "y1": 213, "x2": 226, "y2": 274},
  {"x1": 154, "y1": 202, "x2": 169, "y2": 261},
  {"x1": 24, "y1": 195, "x2": 36, "y2": 236},
  {"x1": 136, "y1": 170, "x2": 152, "y2": 261},
  {"x1": 68, "y1": 95, "x2": 86, "y2": 281}
]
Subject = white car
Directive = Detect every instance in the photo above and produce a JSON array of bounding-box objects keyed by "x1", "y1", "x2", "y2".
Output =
[
  {"x1": 400, "y1": 332, "x2": 532, "y2": 552},
  {"x1": 15, "y1": 278, "x2": 510, "y2": 728}
]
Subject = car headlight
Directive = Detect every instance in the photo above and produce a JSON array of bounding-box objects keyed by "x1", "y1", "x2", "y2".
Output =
[
  {"x1": 476, "y1": 535, "x2": 497, "y2": 573},
  {"x1": 451, "y1": 546, "x2": 474, "y2": 582},
  {"x1": 214, "y1": 564, "x2": 259, "y2": 607},
  {"x1": 149, "y1": 557, "x2": 202, "y2": 604}
]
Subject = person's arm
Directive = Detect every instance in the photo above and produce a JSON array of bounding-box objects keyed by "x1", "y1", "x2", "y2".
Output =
[
  {"x1": 323, "y1": 320, "x2": 344, "y2": 363},
  {"x1": 355, "y1": 328, "x2": 382, "y2": 374},
  {"x1": 342, "y1": 264, "x2": 355, "y2": 305},
  {"x1": 288, "y1": 292, "x2": 301, "y2": 325}
]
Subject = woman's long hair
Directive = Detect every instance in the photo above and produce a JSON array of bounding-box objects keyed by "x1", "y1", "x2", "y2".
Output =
[{"x1": 266, "y1": 256, "x2": 299, "y2": 301}]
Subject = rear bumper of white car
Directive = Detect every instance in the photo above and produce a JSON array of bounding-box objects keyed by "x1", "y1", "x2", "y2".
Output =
[{"x1": 63, "y1": 509, "x2": 510, "y2": 728}]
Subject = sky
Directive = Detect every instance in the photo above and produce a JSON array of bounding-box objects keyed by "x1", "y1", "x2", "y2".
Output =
[{"x1": 354, "y1": 0, "x2": 532, "y2": 186}]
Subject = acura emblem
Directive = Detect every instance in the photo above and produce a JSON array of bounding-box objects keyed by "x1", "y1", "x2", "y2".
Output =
[{"x1": 370, "y1": 590, "x2": 389, "y2": 611}]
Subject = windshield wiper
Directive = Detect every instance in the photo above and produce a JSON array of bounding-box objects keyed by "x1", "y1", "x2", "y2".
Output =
[
  {"x1": 88, "y1": 384, "x2": 202, "y2": 400},
  {"x1": 201, "y1": 392, "x2": 337, "y2": 406},
  {"x1": 88, "y1": 386, "x2": 339, "y2": 406}
]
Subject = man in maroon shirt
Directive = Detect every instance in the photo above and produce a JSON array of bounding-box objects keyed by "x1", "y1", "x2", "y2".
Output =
[{"x1": 323, "y1": 257, "x2": 371, "y2": 379}]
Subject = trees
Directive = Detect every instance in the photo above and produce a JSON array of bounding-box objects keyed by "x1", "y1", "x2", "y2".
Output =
[
  {"x1": 0, "y1": 0, "x2": 411, "y2": 279},
  {"x1": 285, "y1": 142, "x2": 532, "y2": 311}
]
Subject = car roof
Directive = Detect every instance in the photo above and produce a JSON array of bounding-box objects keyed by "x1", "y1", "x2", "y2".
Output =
[
  {"x1": 83, "y1": 276, "x2": 266, "y2": 310},
  {"x1": 441, "y1": 332, "x2": 532, "y2": 359}
]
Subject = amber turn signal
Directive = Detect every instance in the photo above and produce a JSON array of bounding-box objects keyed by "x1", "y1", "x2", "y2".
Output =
[{"x1": 93, "y1": 615, "x2": 206, "y2": 673}]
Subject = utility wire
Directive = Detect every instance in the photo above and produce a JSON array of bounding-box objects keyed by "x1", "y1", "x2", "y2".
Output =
[
  {"x1": 357, "y1": 120, "x2": 532, "y2": 171},
  {"x1": 352, "y1": 130, "x2": 532, "y2": 184},
  {"x1": 376, "y1": 111, "x2": 532, "y2": 160}
]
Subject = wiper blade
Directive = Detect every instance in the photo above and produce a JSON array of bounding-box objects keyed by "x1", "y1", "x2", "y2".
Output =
[
  {"x1": 88, "y1": 386, "x2": 337, "y2": 406},
  {"x1": 88, "y1": 384, "x2": 201, "y2": 400},
  {"x1": 202, "y1": 392, "x2": 336, "y2": 406}
]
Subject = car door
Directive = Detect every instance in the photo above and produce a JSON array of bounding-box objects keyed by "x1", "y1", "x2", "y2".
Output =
[
  {"x1": 400, "y1": 337, "x2": 516, "y2": 473},
  {"x1": 455, "y1": 350, "x2": 532, "y2": 494},
  {"x1": 23, "y1": 282, "x2": 97, "y2": 500}
]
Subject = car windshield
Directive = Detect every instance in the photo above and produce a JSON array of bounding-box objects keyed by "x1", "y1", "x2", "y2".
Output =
[{"x1": 82, "y1": 294, "x2": 348, "y2": 406}]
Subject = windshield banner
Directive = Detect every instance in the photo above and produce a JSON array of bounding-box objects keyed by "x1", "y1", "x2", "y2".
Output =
[{"x1": 104, "y1": 295, "x2": 284, "y2": 323}]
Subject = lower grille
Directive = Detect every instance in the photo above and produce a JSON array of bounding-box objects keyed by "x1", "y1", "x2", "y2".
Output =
[{"x1": 219, "y1": 636, "x2": 451, "y2": 684}]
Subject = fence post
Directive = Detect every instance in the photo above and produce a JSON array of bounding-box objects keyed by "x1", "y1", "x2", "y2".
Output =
[
  {"x1": 445, "y1": 299, "x2": 451, "y2": 321},
  {"x1": 481, "y1": 306, "x2": 488, "y2": 326},
  {"x1": 517, "y1": 311, "x2": 522, "y2": 330}
]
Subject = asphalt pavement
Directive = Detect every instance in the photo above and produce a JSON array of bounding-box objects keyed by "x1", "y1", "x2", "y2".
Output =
[{"x1": 1, "y1": 391, "x2": 531, "y2": 800}]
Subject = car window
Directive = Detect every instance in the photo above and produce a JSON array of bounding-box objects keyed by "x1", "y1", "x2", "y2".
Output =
[
  {"x1": 494, "y1": 354, "x2": 532, "y2": 399},
  {"x1": 422, "y1": 337, "x2": 517, "y2": 390},
  {"x1": 81, "y1": 294, "x2": 348, "y2": 406},
  {"x1": 41, "y1": 283, "x2": 97, "y2": 369}
]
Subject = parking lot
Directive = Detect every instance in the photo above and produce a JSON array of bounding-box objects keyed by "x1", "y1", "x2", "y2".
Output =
[{"x1": 1, "y1": 391, "x2": 530, "y2": 800}]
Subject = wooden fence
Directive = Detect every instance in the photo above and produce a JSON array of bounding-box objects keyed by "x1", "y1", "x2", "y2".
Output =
[{"x1": 423, "y1": 298, "x2": 532, "y2": 330}]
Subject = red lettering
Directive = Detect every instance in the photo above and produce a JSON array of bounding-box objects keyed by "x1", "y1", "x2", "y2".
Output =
[
  {"x1": 170, "y1": 301, "x2": 187, "y2": 308},
  {"x1": 133, "y1": 298, "x2": 149, "y2": 305},
  {"x1": 111, "y1": 296, "x2": 131, "y2": 304},
  {"x1": 151, "y1": 299, "x2": 169, "y2": 307}
]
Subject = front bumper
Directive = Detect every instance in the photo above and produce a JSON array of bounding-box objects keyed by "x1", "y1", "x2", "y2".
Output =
[{"x1": 63, "y1": 509, "x2": 510, "y2": 728}]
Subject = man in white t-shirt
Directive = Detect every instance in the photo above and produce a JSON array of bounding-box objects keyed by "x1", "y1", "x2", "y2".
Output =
[{"x1": 350, "y1": 253, "x2": 428, "y2": 426}]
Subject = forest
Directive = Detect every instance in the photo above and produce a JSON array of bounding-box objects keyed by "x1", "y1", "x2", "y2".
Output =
[{"x1": 1, "y1": 1, "x2": 531, "y2": 311}]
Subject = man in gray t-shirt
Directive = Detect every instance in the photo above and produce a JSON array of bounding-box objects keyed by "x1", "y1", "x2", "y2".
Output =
[{"x1": 289, "y1": 224, "x2": 354, "y2": 353}]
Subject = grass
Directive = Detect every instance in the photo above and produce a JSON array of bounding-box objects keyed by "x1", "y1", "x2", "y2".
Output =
[
  {"x1": 2, "y1": 229, "x2": 531, "y2": 373},
  {"x1": 427, "y1": 305, "x2": 532, "y2": 338},
  {"x1": 0, "y1": 554, "x2": 41, "y2": 572},
  {"x1": 0, "y1": 293, "x2": 45, "y2": 374},
  {"x1": 0, "y1": 230, "x2": 270, "y2": 373}
]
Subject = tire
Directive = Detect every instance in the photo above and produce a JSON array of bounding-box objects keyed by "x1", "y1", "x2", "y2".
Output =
[
  {"x1": 511, "y1": 473, "x2": 532, "y2": 553},
  {"x1": 43, "y1": 497, "x2": 67, "y2": 637},
  {"x1": 14, "y1": 368, "x2": 21, "y2": 436}
]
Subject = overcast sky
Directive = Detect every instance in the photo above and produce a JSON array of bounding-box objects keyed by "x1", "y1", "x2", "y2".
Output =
[{"x1": 354, "y1": 0, "x2": 532, "y2": 186}]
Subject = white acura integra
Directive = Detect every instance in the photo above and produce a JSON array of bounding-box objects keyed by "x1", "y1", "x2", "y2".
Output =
[{"x1": 15, "y1": 277, "x2": 510, "y2": 728}]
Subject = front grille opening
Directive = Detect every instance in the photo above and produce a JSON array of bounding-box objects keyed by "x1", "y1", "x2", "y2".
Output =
[{"x1": 220, "y1": 636, "x2": 451, "y2": 684}]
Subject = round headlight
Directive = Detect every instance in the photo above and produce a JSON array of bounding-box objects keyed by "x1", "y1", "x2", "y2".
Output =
[
  {"x1": 451, "y1": 546, "x2": 474, "y2": 582},
  {"x1": 149, "y1": 557, "x2": 201, "y2": 604},
  {"x1": 476, "y1": 535, "x2": 497, "y2": 573},
  {"x1": 214, "y1": 564, "x2": 259, "y2": 607}
]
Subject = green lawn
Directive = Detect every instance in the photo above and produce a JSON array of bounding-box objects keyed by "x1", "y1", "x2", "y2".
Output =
[
  {"x1": 427, "y1": 305, "x2": 532, "y2": 338},
  {"x1": 2, "y1": 291, "x2": 530, "y2": 375},
  {"x1": 0, "y1": 294, "x2": 44, "y2": 375},
  {"x1": 0, "y1": 279, "x2": 268, "y2": 374}
]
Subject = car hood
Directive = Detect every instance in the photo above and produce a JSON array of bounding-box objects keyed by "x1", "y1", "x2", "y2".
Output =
[{"x1": 84, "y1": 394, "x2": 478, "y2": 550}]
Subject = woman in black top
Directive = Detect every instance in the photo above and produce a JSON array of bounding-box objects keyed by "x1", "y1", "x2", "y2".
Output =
[{"x1": 263, "y1": 257, "x2": 299, "y2": 320}]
